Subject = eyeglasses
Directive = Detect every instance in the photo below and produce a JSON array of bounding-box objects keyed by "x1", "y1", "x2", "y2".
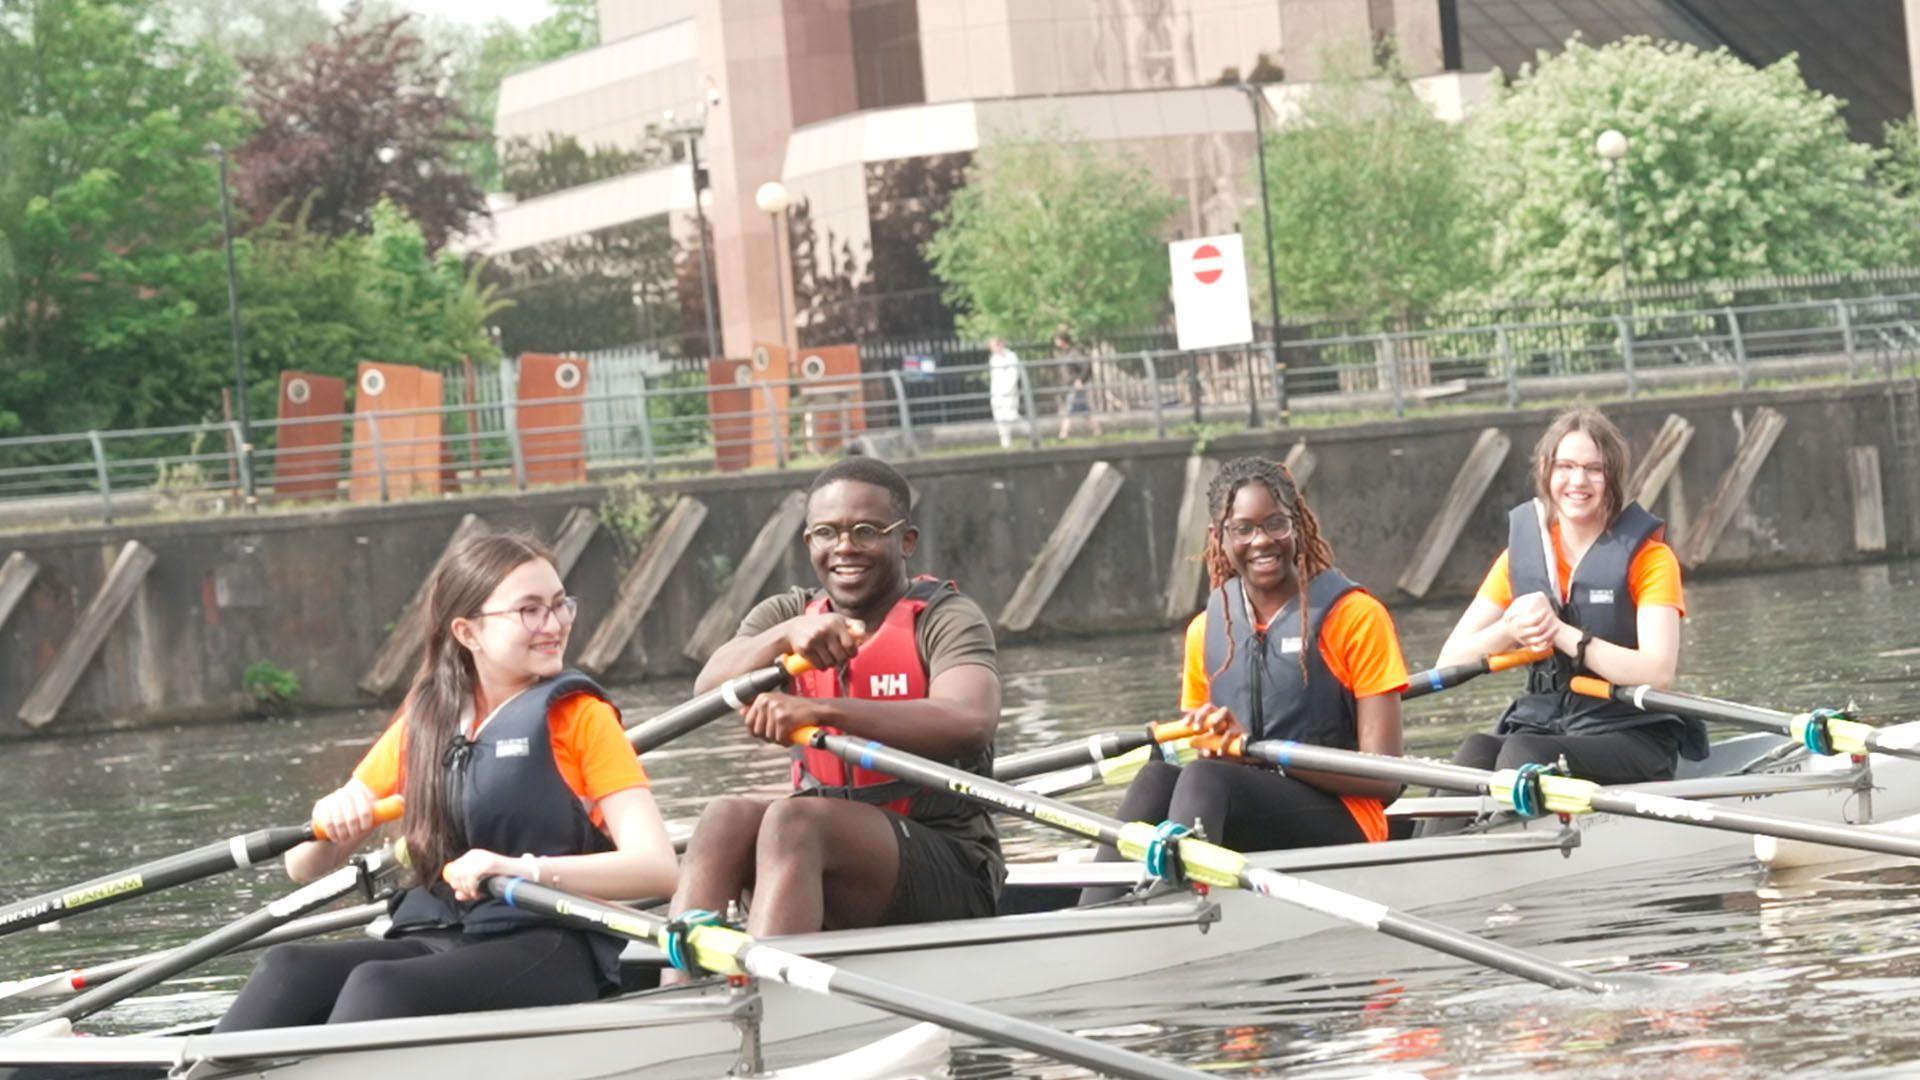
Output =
[
  {"x1": 1222, "y1": 515, "x2": 1295, "y2": 543},
  {"x1": 477, "y1": 595, "x2": 579, "y2": 633},
  {"x1": 801, "y1": 519, "x2": 908, "y2": 551},
  {"x1": 1551, "y1": 460, "x2": 1608, "y2": 483}
]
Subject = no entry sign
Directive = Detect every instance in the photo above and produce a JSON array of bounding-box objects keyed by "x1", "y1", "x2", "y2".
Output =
[{"x1": 1169, "y1": 233, "x2": 1252, "y2": 351}]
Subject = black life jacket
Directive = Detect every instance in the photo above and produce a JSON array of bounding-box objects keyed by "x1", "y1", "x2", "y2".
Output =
[
  {"x1": 1202, "y1": 569, "x2": 1362, "y2": 747},
  {"x1": 788, "y1": 577, "x2": 997, "y2": 832},
  {"x1": 1497, "y1": 500, "x2": 1709, "y2": 761},
  {"x1": 387, "y1": 671, "x2": 626, "y2": 986}
]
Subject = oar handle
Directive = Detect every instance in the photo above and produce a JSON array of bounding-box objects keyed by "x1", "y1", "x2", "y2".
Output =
[
  {"x1": 1569, "y1": 675, "x2": 1618, "y2": 702},
  {"x1": 1403, "y1": 648, "x2": 1549, "y2": 700},
  {"x1": 779, "y1": 652, "x2": 815, "y2": 676},
  {"x1": 311, "y1": 795, "x2": 405, "y2": 843}
]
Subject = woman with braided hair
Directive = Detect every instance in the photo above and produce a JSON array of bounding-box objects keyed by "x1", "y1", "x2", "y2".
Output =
[{"x1": 1081, "y1": 457, "x2": 1408, "y2": 903}]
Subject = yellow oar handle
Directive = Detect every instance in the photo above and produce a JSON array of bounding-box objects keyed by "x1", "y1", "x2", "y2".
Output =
[
  {"x1": 779, "y1": 653, "x2": 815, "y2": 677},
  {"x1": 311, "y1": 796, "x2": 405, "y2": 842}
]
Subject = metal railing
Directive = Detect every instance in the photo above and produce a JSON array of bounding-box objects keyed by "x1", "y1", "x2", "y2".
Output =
[{"x1": 4, "y1": 292, "x2": 1920, "y2": 528}]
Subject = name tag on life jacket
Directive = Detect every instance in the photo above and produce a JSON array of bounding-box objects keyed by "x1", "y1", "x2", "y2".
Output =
[
  {"x1": 1586, "y1": 589, "x2": 1616, "y2": 605},
  {"x1": 1278, "y1": 636, "x2": 1302, "y2": 655},
  {"x1": 496, "y1": 737, "x2": 530, "y2": 758}
]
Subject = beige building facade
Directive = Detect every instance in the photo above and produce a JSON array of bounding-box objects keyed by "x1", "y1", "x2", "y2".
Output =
[{"x1": 486, "y1": 0, "x2": 1478, "y2": 359}]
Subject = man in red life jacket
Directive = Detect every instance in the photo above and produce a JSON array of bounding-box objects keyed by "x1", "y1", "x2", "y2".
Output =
[{"x1": 667, "y1": 457, "x2": 1004, "y2": 942}]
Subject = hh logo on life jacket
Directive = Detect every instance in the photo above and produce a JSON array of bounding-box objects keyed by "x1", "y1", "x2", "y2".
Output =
[
  {"x1": 1587, "y1": 589, "x2": 1616, "y2": 605},
  {"x1": 869, "y1": 673, "x2": 909, "y2": 697}
]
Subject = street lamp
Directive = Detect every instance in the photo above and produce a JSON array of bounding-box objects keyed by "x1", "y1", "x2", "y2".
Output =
[
  {"x1": 1239, "y1": 82, "x2": 1283, "y2": 426},
  {"x1": 206, "y1": 142, "x2": 256, "y2": 507},
  {"x1": 755, "y1": 179, "x2": 793, "y2": 355},
  {"x1": 1595, "y1": 129, "x2": 1633, "y2": 304},
  {"x1": 661, "y1": 106, "x2": 722, "y2": 362}
]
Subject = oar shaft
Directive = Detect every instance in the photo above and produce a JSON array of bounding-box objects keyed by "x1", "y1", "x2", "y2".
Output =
[
  {"x1": 626, "y1": 655, "x2": 812, "y2": 752},
  {"x1": 7, "y1": 851, "x2": 395, "y2": 1035},
  {"x1": 993, "y1": 718, "x2": 1203, "y2": 783},
  {"x1": 1402, "y1": 649, "x2": 1547, "y2": 701},
  {"x1": 1584, "y1": 789, "x2": 1920, "y2": 858},
  {"x1": 797, "y1": 729, "x2": 1612, "y2": 994},
  {"x1": 1572, "y1": 676, "x2": 1920, "y2": 762},
  {"x1": 2, "y1": 901, "x2": 388, "y2": 1004},
  {"x1": 1238, "y1": 736, "x2": 1920, "y2": 859},
  {"x1": 0, "y1": 797, "x2": 401, "y2": 940},
  {"x1": 487, "y1": 877, "x2": 1199, "y2": 1080}
]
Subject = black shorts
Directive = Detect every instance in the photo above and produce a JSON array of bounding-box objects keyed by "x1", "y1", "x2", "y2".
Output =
[{"x1": 881, "y1": 814, "x2": 999, "y2": 925}]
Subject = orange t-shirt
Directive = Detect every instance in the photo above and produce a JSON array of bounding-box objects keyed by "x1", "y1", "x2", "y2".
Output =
[
  {"x1": 1474, "y1": 521, "x2": 1685, "y2": 615},
  {"x1": 1180, "y1": 589, "x2": 1409, "y2": 843},
  {"x1": 352, "y1": 692, "x2": 647, "y2": 829}
]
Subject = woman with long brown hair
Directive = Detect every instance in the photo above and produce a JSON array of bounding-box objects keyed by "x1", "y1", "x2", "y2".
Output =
[
  {"x1": 216, "y1": 532, "x2": 677, "y2": 1031},
  {"x1": 1431, "y1": 405, "x2": 1704, "y2": 785},
  {"x1": 1082, "y1": 457, "x2": 1407, "y2": 901}
]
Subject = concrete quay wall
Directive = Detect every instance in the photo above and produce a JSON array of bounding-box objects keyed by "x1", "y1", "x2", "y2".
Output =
[{"x1": 1, "y1": 382, "x2": 1912, "y2": 737}]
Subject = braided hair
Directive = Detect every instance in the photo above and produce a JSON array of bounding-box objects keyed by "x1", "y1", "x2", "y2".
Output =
[{"x1": 1202, "y1": 457, "x2": 1336, "y2": 683}]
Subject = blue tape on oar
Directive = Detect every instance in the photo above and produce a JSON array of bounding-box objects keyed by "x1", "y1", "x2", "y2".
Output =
[
  {"x1": 1427, "y1": 671, "x2": 1446, "y2": 693},
  {"x1": 860, "y1": 741, "x2": 882, "y2": 771},
  {"x1": 502, "y1": 877, "x2": 524, "y2": 908}
]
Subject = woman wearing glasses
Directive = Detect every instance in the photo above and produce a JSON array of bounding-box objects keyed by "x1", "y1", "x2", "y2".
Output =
[
  {"x1": 667, "y1": 456, "x2": 1004, "y2": 944},
  {"x1": 1429, "y1": 406, "x2": 1704, "y2": 790},
  {"x1": 1082, "y1": 456, "x2": 1409, "y2": 901},
  {"x1": 216, "y1": 532, "x2": 677, "y2": 1031}
]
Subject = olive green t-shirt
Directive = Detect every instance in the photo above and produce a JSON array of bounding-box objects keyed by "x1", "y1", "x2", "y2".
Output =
[{"x1": 735, "y1": 586, "x2": 1006, "y2": 891}]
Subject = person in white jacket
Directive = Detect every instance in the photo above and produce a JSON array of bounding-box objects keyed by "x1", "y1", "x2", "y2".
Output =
[{"x1": 987, "y1": 338, "x2": 1025, "y2": 449}]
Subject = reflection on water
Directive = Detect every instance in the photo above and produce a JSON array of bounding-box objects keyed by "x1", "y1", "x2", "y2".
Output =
[{"x1": 2, "y1": 560, "x2": 1919, "y2": 1074}]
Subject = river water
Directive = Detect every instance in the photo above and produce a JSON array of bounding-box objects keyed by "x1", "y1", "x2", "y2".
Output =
[{"x1": 3, "y1": 559, "x2": 1920, "y2": 1076}]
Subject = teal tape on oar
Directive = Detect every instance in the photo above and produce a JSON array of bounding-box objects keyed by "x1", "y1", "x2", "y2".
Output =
[
  {"x1": 1801, "y1": 708, "x2": 1844, "y2": 756},
  {"x1": 1510, "y1": 762, "x2": 1557, "y2": 818},
  {"x1": 1143, "y1": 821, "x2": 1192, "y2": 885},
  {"x1": 663, "y1": 909, "x2": 723, "y2": 972}
]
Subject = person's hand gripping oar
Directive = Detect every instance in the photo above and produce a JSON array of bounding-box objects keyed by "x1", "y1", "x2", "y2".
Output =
[{"x1": 623, "y1": 619, "x2": 865, "y2": 752}]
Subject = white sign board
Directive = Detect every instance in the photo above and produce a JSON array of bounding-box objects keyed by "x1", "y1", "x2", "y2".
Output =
[{"x1": 1169, "y1": 233, "x2": 1254, "y2": 352}]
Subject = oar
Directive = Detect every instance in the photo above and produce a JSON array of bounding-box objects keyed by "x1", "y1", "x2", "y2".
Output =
[
  {"x1": 788, "y1": 727, "x2": 1613, "y2": 994},
  {"x1": 1402, "y1": 648, "x2": 1550, "y2": 701},
  {"x1": 994, "y1": 716, "x2": 1208, "y2": 787},
  {"x1": 485, "y1": 876, "x2": 1201, "y2": 1080},
  {"x1": 1218, "y1": 736, "x2": 1920, "y2": 861},
  {"x1": 0, "y1": 900, "x2": 388, "y2": 1007},
  {"x1": 626, "y1": 653, "x2": 816, "y2": 752},
  {"x1": 1571, "y1": 676, "x2": 1920, "y2": 761},
  {"x1": 0, "y1": 797, "x2": 404, "y2": 940},
  {"x1": 1000, "y1": 651, "x2": 1546, "y2": 797},
  {"x1": 5, "y1": 847, "x2": 402, "y2": 1036}
]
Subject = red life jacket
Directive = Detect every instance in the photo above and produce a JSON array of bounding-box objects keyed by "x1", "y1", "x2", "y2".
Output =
[{"x1": 789, "y1": 576, "x2": 951, "y2": 815}]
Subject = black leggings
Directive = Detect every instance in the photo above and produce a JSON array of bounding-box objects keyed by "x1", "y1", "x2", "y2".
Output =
[
  {"x1": 1080, "y1": 759, "x2": 1367, "y2": 905},
  {"x1": 1451, "y1": 725, "x2": 1680, "y2": 785},
  {"x1": 214, "y1": 927, "x2": 600, "y2": 1032}
]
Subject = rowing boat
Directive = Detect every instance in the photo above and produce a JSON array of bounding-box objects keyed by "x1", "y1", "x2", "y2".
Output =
[{"x1": 2, "y1": 724, "x2": 1913, "y2": 1076}]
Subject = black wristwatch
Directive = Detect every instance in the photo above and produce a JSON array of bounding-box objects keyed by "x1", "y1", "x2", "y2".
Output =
[{"x1": 1575, "y1": 630, "x2": 1594, "y2": 671}]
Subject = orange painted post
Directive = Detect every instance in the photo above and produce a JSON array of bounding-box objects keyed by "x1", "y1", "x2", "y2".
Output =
[
  {"x1": 792, "y1": 344, "x2": 865, "y2": 454},
  {"x1": 708, "y1": 358, "x2": 756, "y2": 473},
  {"x1": 351, "y1": 362, "x2": 445, "y2": 502},
  {"x1": 273, "y1": 371, "x2": 346, "y2": 501},
  {"x1": 747, "y1": 341, "x2": 790, "y2": 469},
  {"x1": 516, "y1": 354, "x2": 588, "y2": 486}
]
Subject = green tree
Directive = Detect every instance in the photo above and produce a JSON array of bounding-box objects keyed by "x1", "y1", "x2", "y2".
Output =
[
  {"x1": 1470, "y1": 37, "x2": 1910, "y2": 299},
  {"x1": 1247, "y1": 48, "x2": 1487, "y2": 323},
  {"x1": 924, "y1": 129, "x2": 1177, "y2": 342},
  {"x1": 0, "y1": 0, "x2": 248, "y2": 436}
]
